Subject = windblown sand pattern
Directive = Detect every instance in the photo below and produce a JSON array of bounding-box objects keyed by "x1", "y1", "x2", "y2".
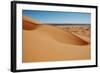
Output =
[{"x1": 22, "y1": 16, "x2": 91, "y2": 63}]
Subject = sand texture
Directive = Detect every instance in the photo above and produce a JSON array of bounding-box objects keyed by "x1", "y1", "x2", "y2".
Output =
[{"x1": 22, "y1": 16, "x2": 91, "y2": 63}]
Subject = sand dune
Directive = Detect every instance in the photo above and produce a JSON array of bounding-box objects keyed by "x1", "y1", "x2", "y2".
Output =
[
  {"x1": 22, "y1": 16, "x2": 90, "y2": 62},
  {"x1": 22, "y1": 16, "x2": 42, "y2": 30}
]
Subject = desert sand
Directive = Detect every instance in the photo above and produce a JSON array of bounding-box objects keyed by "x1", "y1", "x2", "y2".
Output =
[{"x1": 22, "y1": 16, "x2": 91, "y2": 63}]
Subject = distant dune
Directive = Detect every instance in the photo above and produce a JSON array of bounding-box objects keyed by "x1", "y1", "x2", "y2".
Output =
[{"x1": 22, "y1": 16, "x2": 90, "y2": 62}]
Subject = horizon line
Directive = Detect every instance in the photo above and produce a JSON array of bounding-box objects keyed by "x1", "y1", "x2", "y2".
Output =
[{"x1": 42, "y1": 23, "x2": 90, "y2": 25}]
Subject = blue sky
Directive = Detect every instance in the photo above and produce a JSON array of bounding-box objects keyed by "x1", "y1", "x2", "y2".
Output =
[{"x1": 23, "y1": 10, "x2": 91, "y2": 24}]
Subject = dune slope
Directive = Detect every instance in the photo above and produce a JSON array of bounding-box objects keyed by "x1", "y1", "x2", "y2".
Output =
[{"x1": 22, "y1": 16, "x2": 90, "y2": 62}]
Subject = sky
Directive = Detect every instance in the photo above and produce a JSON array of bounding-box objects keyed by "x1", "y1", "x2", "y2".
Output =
[{"x1": 23, "y1": 10, "x2": 91, "y2": 24}]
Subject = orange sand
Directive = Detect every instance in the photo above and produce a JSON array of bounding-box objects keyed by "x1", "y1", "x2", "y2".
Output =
[{"x1": 22, "y1": 16, "x2": 91, "y2": 63}]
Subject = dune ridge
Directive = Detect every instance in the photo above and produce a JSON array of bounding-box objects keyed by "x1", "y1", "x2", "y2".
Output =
[{"x1": 22, "y1": 16, "x2": 90, "y2": 62}]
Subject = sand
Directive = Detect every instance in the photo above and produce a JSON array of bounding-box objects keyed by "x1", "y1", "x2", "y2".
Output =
[{"x1": 22, "y1": 16, "x2": 91, "y2": 63}]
